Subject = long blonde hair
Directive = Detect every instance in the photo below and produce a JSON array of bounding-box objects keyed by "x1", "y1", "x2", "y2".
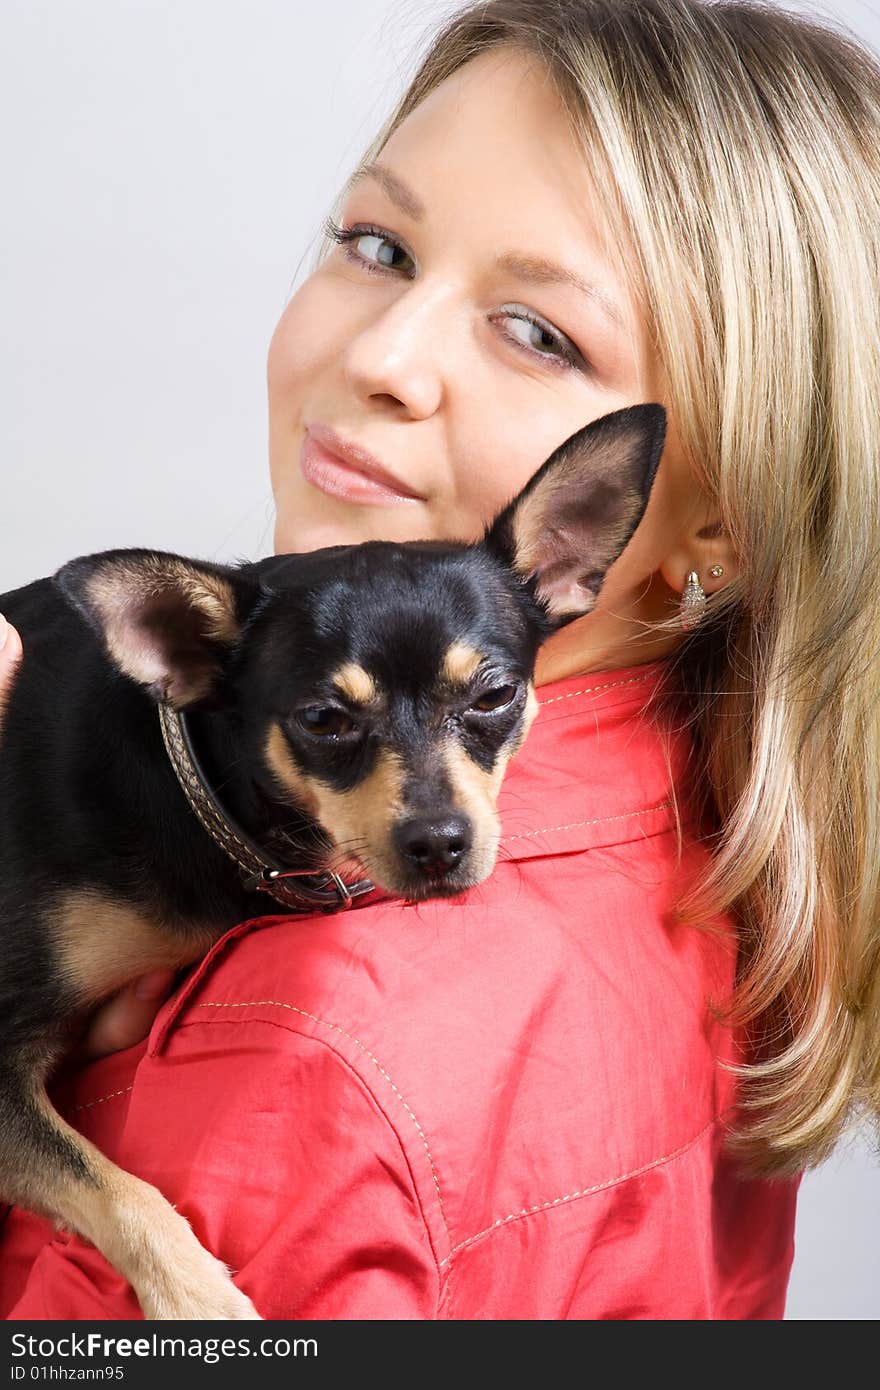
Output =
[{"x1": 312, "y1": 0, "x2": 880, "y2": 1177}]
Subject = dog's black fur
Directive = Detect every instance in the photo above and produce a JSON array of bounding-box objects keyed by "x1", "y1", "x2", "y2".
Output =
[{"x1": 0, "y1": 403, "x2": 666, "y2": 1319}]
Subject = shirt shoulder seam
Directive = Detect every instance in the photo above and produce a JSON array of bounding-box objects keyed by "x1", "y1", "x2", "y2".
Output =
[
  {"x1": 60, "y1": 1020, "x2": 447, "y2": 1319},
  {"x1": 177, "y1": 1000, "x2": 453, "y2": 1278}
]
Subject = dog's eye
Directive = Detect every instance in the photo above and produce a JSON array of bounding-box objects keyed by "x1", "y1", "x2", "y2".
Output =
[
  {"x1": 470, "y1": 684, "x2": 518, "y2": 713},
  {"x1": 294, "y1": 706, "x2": 356, "y2": 738}
]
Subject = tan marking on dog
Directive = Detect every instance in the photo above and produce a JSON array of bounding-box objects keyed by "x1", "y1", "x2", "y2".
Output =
[
  {"x1": 441, "y1": 642, "x2": 483, "y2": 687},
  {"x1": 51, "y1": 891, "x2": 216, "y2": 1007},
  {"x1": 439, "y1": 689, "x2": 539, "y2": 878},
  {"x1": 441, "y1": 741, "x2": 508, "y2": 881},
  {"x1": 264, "y1": 723, "x2": 321, "y2": 817},
  {"x1": 508, "y1": 684, "x2": 540, "y2": 757},
  {"x1": 295, "y1": 747, "x2": 406, "y2": 892},
  {"x1": 20, "y1": 891, "x2": 257, "y2": 1315},
  {"x1": 332, "y1": 662, "x2": 378, "y2": 706},
  {"x1": 3, "y1": 1083, "x2": 259, "y2": 1319},
  {"x1": 308, "y1": 748, "x2": 405, "y2": 840}
]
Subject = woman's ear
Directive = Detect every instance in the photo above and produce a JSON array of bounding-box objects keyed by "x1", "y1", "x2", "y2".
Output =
[{"x1": 657, "y1": 501, "x2": 740, "y2": 601}]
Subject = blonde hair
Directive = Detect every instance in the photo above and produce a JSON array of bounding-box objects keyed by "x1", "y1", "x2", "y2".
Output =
[{"x1": 312, "y1": 0, "x2": 880, "y2": 1177}]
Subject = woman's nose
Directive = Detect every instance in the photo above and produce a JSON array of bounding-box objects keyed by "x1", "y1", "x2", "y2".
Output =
[{"x1": 340, "y1": 283, "x2": 449, "y2": 419}]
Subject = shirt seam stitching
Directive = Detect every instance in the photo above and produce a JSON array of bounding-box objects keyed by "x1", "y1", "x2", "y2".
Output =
[
  {"x1": 184, "y1": 999, "x2": 452, "y2": 1254},
  {"x1": 537, "y1": 671, "x2": 657, "y2": 706},
  {"x1": 220, "y1": 1013, "x2": 445, "y2": 1314},
  {"x1": 70, "y1": 1085, "x2": 134, "y2": 1114},
  {"x1": 439, "y1": 1110, "x2": 730, "y2": 1269},
  {"x1": 65, "y1": 1037, "x2": 723, "y2": 1316},
  {"x1": 66, "y1": 1027, "x2": 446, "y2": 1317},
  {"x1": 499, "y1": 799, "x2": 672, "y2": 844}
]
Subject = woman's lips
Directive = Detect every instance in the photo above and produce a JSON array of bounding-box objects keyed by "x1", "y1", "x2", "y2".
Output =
[{"x1": 299, "y1": 432, "x2": 424, "y2": 507}]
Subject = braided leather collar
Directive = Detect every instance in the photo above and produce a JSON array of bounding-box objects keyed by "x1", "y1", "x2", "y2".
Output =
[{"x1": 157, "y1": 702, "x2": 375, "y2": 913}]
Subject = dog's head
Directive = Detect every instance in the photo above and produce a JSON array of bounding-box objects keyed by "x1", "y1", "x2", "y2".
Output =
[{"x1": 57, "y1": 404, "x2": 665, "y2": 901}]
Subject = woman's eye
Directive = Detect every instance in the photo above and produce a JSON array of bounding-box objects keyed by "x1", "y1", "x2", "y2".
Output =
[
  {"x1": 322, "y1": 218, "x2": 586, "y2": 372},
  {"x1": 323, "y1": 217, "x2": 413, "y2": 276},
  {"x1": 470, "y1": 684, "x2": 519, "y2": 713},
  {"x1": 495, "y1": 307, "x2": 582, "y2": 371},
  {"x1": 294, "y1": 706, "x2": 356, "y2": 738}
]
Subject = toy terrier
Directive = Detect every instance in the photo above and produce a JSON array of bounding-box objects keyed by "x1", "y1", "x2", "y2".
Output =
[{"x1": 0, "y1": 403, "x2": 665, "y2": 1319}]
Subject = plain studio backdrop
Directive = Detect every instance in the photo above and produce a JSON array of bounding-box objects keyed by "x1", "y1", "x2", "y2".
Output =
[{"x1": 1, "y1": 0, "x2": 877, "y2": 1319}]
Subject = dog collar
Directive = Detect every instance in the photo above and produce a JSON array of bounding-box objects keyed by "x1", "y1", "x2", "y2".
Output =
[{"x1": 157, "y1": 702, "x2": 375, "y2": 913}]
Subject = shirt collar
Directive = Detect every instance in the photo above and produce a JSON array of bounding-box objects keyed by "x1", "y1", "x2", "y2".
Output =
[{"x1": 497, "y1": 656, "x2": 688, "y2": 861}]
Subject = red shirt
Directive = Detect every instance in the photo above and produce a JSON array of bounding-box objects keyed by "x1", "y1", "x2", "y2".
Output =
[{"x1": 0, "y1": 659, "x2": 798, "y2": 1319}]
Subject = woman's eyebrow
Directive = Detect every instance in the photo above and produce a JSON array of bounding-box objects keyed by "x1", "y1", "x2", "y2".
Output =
[
  {"x1": 344, "y1": 160, "x2": 626, "y2": 334},
  {"x1": 346, "y1": 161, "x2": 426, "y2": 221}
]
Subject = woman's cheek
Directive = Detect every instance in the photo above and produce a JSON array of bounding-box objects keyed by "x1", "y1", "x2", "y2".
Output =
[
  {"x1": 267, "y1": 275, "x2": 341, "y2": 400},
  {"x1": 452, "y1": 417, "x2": 566, "y2": 530}
]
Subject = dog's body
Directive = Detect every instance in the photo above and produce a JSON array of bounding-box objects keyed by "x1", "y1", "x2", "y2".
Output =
[{"x1": 0, "y1": 404, "x2": 665, "y2": 1319}]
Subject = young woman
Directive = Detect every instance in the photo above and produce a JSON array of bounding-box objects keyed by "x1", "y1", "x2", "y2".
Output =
[{"x1": 1, "y1": 0, "x2": 878, "y2": 1318}]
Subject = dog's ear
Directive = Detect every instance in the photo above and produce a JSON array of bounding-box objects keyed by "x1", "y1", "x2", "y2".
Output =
[
  {"x1": 55, "y1": 548, "x2": 261, "y2": 708},
  {"x1": 483, "y1": 404, "x2": 666, "y2": 626}
]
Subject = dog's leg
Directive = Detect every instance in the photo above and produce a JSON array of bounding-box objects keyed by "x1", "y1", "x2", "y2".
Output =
[{"x1": 0, "y1": 1056, "x2": 261, "y2": 1320}]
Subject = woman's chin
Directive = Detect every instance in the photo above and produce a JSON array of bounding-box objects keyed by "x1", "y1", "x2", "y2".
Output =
[{"x1": 273, "y1": 486, "x2": 438, "y2": 555}]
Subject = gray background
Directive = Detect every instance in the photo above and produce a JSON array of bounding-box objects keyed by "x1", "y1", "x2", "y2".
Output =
[{"x1": 1, "y1": 0, "x2": 877, "y2": 1318}]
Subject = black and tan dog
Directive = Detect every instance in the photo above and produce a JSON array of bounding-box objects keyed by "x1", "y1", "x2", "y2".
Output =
[{"x1": 0, "y1": 404, "x2": 665, "y2": 1319}]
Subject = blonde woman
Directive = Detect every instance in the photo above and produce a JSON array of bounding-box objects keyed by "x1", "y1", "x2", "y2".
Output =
[{"x1": 1, "y1": 0, "x2": 877, "y2": 1319}]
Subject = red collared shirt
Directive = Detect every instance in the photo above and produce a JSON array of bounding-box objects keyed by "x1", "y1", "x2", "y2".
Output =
[{"x1": 0, "y1": 659, "x2": 798, "y2": 1319}]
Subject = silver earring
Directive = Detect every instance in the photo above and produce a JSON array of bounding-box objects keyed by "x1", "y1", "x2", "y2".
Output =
[{"x1": 679, "y1": 570, "x2": 707, "y2": 631}]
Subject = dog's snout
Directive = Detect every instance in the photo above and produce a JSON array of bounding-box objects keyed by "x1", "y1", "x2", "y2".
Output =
[{"x1": 394, "y1": 814, "x2": 473, "y2": 875}]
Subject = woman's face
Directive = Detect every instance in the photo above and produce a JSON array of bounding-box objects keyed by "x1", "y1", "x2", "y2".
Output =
[{"x1": 268, "y1": 47, "x2": 715, "y2": 673}]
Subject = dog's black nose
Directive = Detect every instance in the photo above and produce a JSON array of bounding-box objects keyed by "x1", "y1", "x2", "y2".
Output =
[{"x1": 394, "y1": 814, "x2": 472, "y2": 875}]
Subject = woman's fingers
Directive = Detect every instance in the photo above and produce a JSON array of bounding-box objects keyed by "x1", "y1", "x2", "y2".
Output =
[
  {"x1": 0, "y1": 615, "x2": 23, "y2": 728},
  {"x1": 76, "y1": 970, "x2": 178, "y2": 1060}
]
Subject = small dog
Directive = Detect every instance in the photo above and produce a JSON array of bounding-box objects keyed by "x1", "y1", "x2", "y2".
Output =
[{"x1": 0, "y1": 403, "x2": 665, "y2": 1319}]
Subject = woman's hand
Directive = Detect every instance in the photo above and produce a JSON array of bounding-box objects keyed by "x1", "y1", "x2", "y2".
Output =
[
  {"x1": 1, "y1": 612, "x2": 176, "y2": 1060},
  {"x1": 73, "y1": 969, "x2": 178, "y2": 1060},
  {"x1": 0, "y1": 613, "x2": 23, "y2": 725}
]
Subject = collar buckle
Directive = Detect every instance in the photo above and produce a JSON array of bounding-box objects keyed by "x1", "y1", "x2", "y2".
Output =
[{"x1": 242, "y1": 866, "x2": 375, "y2": 913}]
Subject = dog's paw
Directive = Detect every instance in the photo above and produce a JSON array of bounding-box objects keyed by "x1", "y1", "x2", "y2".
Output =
[
  {"x1": 194, "y1": 1284, "x2": 263, "y2": 1321},
  {"x1": 140, "y1": 1251, "x2": 262, "y2": 1321},
  {"x1": 181, "y1": 1279, "x2": 262, "y2": 1321}
]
